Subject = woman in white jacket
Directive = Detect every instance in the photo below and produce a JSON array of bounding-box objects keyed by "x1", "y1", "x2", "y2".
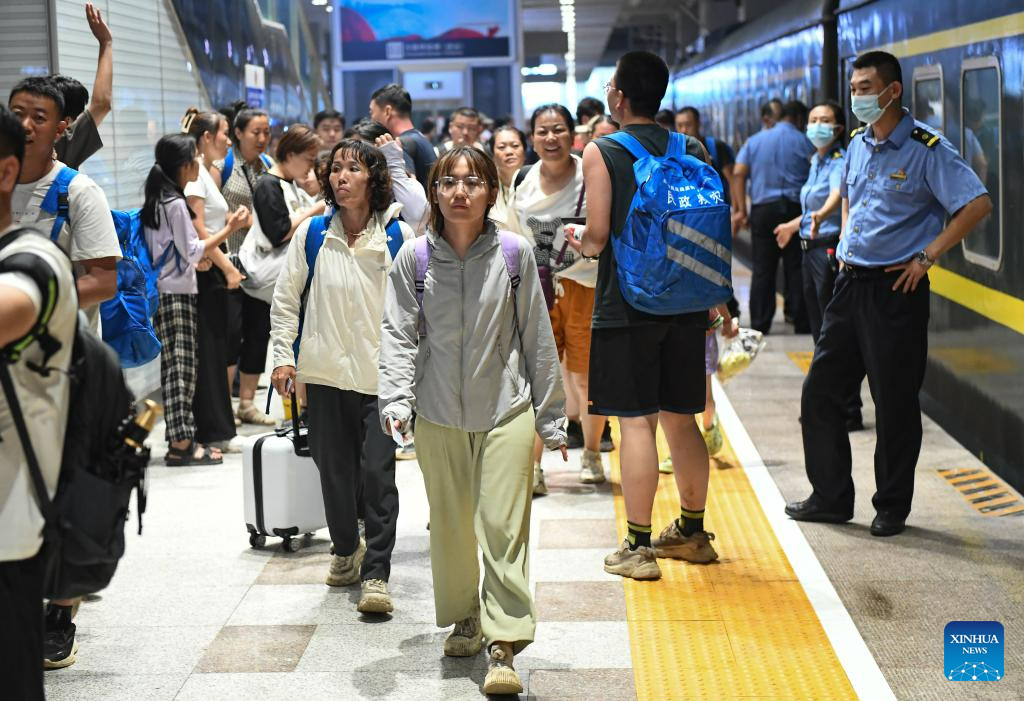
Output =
[
  {"x1": 269, "y1": 139, "x2": 413, "y2": 615},
  {"x1": 378, "y1": 147, "x2": 567, "y2": 695}
]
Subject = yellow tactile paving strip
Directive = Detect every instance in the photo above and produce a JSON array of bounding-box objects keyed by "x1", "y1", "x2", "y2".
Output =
[{"x1": 608, "y1": 420, "x2": 857, "y2": 701}]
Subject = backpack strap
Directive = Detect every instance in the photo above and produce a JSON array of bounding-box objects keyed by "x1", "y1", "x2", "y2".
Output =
[
  {"x1": 221, "y1": 149, "x2": 235, "y2": 184},
  {"x1": 0, "y1": 360, "x2": 60, "y2": 542},
  {"x1": 513, "y1": 164, "x2": 533, "y2": 190},
  {"x1": 293, "y1": 214, "x2": 331, "y2": 359},
  {"x1": 704, "y1": 135, "x2": 719, "y2": 166},
  {"x1": 497, "y1": 231, "x2": 525, "y2": 352},
  {"x1": 413, "y1": 236, "x2": 431, "y2": 338},
  {"x1": 0, "y1": 230, "x2": 64, "y2": 371},
  {"x1": 385, "y1": 218, "x2": 404, "y2": 261},
  {"x1": 39, "y1": 166, "x2": 78, "y2": 242},
  {"x1": 604, "y1": 131, "x2": 650, "y2": 162},
  {"x1": 665, "y1": 131, "x2": 690, "y2": 161}
]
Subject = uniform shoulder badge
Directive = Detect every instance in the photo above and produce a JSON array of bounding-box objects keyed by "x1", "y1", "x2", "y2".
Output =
[
  {"x1": 910, "y1": 126, "x2": 940, "y2": 148},
  {"x1": 850, "y1": 126, "x2": 866, "y2": 138}
]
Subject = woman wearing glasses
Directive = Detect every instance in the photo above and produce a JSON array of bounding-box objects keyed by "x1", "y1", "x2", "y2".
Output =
[{"x1": 378, "y1": 147, "x2": 567, "y2": 695}]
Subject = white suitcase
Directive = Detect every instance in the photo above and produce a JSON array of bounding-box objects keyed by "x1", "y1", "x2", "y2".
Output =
[{"x1": 242, "y1": 421, "x2": 327, "y2": 552}]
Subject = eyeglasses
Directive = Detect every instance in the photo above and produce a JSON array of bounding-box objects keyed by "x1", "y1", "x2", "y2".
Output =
[
  {"x1": 435, "y1": 176, "x2": 485, "y2": 195},
  {"x1": 603, "y1": 81, "x2": 619, "y2": 93}
]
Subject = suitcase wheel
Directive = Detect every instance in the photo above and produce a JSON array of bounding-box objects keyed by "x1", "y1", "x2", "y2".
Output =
[
  {"x1": 283, "y1": 536, "x2": 303, "y2": 553},
  {"x1": 249, "y1": 532, "x2": 267, "y2": 549}
]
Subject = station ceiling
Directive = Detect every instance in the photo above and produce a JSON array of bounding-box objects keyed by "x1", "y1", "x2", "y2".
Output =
[{"x1": 523, "y1": 0, "x2": 780, "y2": 82}]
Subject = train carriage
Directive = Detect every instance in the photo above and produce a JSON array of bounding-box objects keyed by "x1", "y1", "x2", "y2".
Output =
[{"x1": 671, "y1": 0, "x2": 1024, "y2": 492}]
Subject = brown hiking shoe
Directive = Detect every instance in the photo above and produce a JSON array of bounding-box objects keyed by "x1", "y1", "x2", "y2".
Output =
[
  {"x1": 443, "y1": 604, "x2": 483, "y2": 657},
  {"x1": 603, "y1": 539, "x2": 661, "y2": 580},
  {"x1": 652, "y1": 521, "x2": 719, "y2": 563},
  {"x1": 483, "y1": 642, "x2": 523, "y2": 695}
]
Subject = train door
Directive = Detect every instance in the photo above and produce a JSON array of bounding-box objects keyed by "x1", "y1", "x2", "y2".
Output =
[
  {"x1": 912, "y1": 64, "x2": 944, "y2": 133},
  {"x1": 959, "y1": 56, "x2": 1003, "y2": 270}
]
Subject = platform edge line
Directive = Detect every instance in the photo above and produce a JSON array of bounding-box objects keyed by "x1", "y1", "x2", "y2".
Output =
[{"x1": 712, "y1": 375, "x2": 897, "y2": 701}]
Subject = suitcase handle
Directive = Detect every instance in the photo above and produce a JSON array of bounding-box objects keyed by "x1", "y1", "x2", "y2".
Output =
[{"x1": 267, "y1": 387, "x2": 310, "y2": 458}]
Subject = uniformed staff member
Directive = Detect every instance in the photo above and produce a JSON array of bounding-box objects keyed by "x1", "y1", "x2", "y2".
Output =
[
  {"x1": 733, "y1": 100, "x2": 814, "y2": 334},
  {"x1": 785, "y1": 51, "x2": 992, "y2": 537},
  {"x1": 772, "y1": 100, "x2": 847, "y2": 342},
  {"x1": 774, "y1": 100, "x2": 864, "y2": 432}
]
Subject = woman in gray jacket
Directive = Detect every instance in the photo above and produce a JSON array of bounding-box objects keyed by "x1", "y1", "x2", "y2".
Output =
[{"x1": 378, "y1": 147, "x2": 567, "y2": 696}]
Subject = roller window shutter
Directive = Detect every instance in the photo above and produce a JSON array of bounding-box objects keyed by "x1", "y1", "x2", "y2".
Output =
[
  {"x1": 0, "y1": 1, "x2": 53, "y2": 101},
  {"x1": 55, "y1": 0, "x2": 207, "y2": 209}
]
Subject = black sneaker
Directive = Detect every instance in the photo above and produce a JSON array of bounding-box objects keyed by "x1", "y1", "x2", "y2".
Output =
[
  {"x1": 566, "y1": 420, "x2": 584, "y2": 450},
  {"x1": 43, "y1": 604, "x2": 78, "y2": 669},
  {"x1": 599, "y1": 421, "x2": 614, "y2": 453}
]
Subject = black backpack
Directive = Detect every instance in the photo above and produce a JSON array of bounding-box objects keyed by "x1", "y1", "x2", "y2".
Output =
[{"x1": 0, "y1": 228, "x2": 150, "y2": 600}]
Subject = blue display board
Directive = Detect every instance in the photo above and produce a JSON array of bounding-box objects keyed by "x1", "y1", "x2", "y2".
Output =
[{"x1": 340, "y1": 0, "x2": 514, "y2": 62}]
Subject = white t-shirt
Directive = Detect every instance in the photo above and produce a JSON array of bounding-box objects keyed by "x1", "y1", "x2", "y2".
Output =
[
  {"x1": 509, "y1": 156, "x2": 597, "y2": 288},
  {"x1": 0, "y1": 225, "x2": 78, "y2": 561},
  {"x1": 185, "y1": 165, "x2": 229, "y2": 233},
  {"x1": 11, "y1": 161, "x2": 121, "y2": 263}
]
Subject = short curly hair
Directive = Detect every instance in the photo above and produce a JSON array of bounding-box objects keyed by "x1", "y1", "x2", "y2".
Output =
[{"x1": 319, "y1": 139, "x2": 393, "y2": 213}]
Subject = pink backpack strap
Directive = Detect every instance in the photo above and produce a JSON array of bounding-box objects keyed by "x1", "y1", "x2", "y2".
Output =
[{"x1": 414, "y1": 236, "x2": 431, "y2": 338}]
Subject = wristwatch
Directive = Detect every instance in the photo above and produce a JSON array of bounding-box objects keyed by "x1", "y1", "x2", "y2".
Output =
[{"x1": 914, "y1": 250, "x2": 934, "y2": 268}]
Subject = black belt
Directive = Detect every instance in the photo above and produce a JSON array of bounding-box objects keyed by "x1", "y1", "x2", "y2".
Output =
[
  {"x1": 800, "y1": 235, "x2": 840, "y2": 251},
  {"x1": 841, "y1": 263, "x2": 901, "y2": 280}
]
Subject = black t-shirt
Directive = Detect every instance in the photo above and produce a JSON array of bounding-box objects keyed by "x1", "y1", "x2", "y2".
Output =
[
  {"x1": 55, "y1": 109, "x2": 103, "y2": 169},
  {"x1": 252, "y1": 174, "x2": 293, "y2": 247},
  {"x1": 399, "y1": 128, "x2": 437, "y2": 189},
  {"x1": 592, "y1": 124, "x2": 706, "y2": 329}
]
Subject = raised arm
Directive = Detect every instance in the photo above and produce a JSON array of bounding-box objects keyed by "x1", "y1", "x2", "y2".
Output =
[{"x1": 85, "y1": 3, "x2": 113, "y2": 125}]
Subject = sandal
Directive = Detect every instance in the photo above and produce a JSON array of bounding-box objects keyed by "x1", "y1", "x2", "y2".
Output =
[
  {"x1": 165, "y1": 441, "x2": 224, "y2": 466},
  {"x1": 236, "y1": 403, "x2": 277, "y2": 427}
]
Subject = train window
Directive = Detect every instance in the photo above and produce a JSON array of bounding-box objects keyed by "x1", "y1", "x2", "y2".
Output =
[
  {"x1": 960, "y1": 57, "x2": 1002, "y2": 270},
  {"x1": 912, "y1": 65, "x2": 943, "y2": 133}
]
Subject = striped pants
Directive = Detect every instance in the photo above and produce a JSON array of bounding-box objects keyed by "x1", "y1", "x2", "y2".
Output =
[{"x1": 155, "y1": 293, "x2": 199, "y2": 444}]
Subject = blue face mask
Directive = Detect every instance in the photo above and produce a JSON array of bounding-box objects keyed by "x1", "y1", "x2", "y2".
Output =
[
  {"x1": 806, "y1": 123, "x2": 836, "y2": 148},
  {"x1": 851, "y1": 83, "x2": 894, "y2": 125}
]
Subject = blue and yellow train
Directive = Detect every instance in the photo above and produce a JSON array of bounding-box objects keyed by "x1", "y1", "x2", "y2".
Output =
[{"x1": 672, "y1": 0, "x2": 1024, "y2": 494}]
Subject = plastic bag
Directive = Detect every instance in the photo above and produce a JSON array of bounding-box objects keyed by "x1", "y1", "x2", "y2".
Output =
[{"x1": 717, "y1": 328, "x2": 766, "y2": 382}]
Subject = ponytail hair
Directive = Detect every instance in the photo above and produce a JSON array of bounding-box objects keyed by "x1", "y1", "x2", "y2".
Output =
[
  {"x1": 181, "y1": 106, "x2": 224, "y2": 142},
  {"x1": 142, "y1": 133, "x2": 197, "y2": 229}
]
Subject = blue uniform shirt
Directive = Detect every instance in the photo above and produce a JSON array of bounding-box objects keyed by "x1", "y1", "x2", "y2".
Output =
[
  {"x1": 736, "y1": 121, "x2": 814, "y2": 205},
  {"x1": 799, "y1": 147, "x2": 845, "y2": 239},
  {"x1": 839, "y1": 109, "x2": 988, "y2": 266}
]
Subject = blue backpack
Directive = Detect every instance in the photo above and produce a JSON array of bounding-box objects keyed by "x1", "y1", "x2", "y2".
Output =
[
  {"x1": 293, "y1": 213, "x2": 404, "y2": 358},
  {"x1": 41, "y1": 166, "x2": 173, "y2": 368},
  {"x1": 604, "y1": 131, "x2": 733, "y2": 315}
]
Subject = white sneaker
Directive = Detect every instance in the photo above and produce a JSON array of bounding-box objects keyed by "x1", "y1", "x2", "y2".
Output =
[{"x1": 579, "y1": 449, "x2": 606, "y2": 484}]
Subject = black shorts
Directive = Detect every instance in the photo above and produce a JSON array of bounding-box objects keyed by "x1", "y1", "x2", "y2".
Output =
[{"x1": 588, "y1": 313, "x2": 706, "y2": 417}]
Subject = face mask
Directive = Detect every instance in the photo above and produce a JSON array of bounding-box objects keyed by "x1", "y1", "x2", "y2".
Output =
[
  {"x1": 806, "y1": 123, "x2": 836, "y2": 148},
  {"x1": 851, "y1": 83, "x2": 894, "y2": 125}
]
